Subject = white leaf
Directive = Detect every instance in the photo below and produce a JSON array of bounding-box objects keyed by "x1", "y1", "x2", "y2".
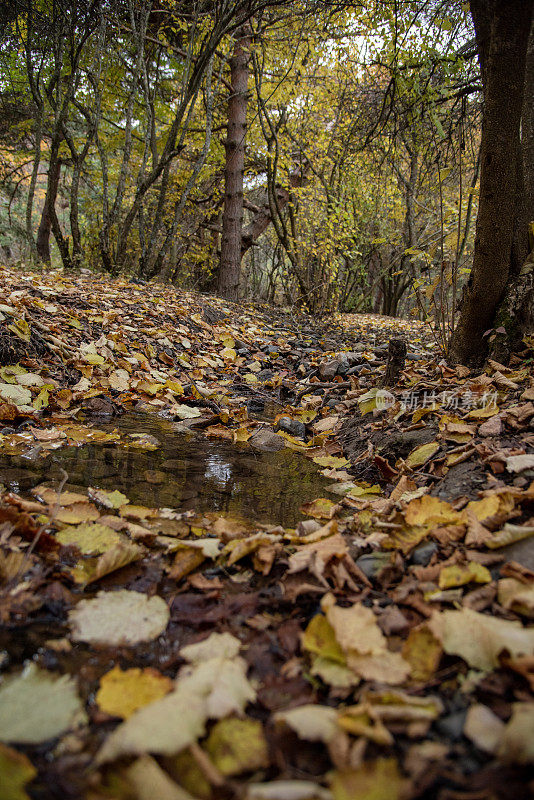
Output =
[
  {"x1": 69, "y1": 590, "x2": 169, "y2": 646},
  {"x1": 0, "y1": 663, "x2": 86, "y2": 744}
]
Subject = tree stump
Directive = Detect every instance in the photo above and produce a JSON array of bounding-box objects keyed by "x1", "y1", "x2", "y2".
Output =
[{"x1": 382, "y1": 338, "x2": 407, "y2": 387}]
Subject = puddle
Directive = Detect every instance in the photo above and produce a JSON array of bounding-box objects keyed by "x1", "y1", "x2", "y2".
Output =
[{"x1": 0, "y1": 412, "x2": 333, "y2": 527}]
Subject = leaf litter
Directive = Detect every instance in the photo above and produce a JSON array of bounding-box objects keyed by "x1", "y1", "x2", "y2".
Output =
[{"x1": 0, "y1": 267, "x2": 533, "y2": 797}]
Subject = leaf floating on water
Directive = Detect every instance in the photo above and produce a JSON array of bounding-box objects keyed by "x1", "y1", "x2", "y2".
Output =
[
  {"x1": 0, "y1": 663, "x2": 86, "y2": 745},
  {"x1": 88, "y1": 487, "x2": 130, "y2": 509},
  {"x1": 68, "y1": 590, "x2": 169, "y2": 645}
]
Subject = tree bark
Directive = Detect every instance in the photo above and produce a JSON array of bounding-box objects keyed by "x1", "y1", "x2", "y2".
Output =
[
  {"x1": 217, "y1": 25, "x2": 251, "y2": 301},
  {"x1": 36, "y1": 147, "x2": 62, "y2": 264},
  {"x1": 449, "y1": 0, "x2": 533, "y2": 366}
]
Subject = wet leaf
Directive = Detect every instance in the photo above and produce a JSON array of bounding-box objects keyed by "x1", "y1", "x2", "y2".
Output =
[
  {"x1": 88, "y1": 488, "x2": 130, "y2": 509},
  {"x1": 299, "y1": 498, "x2": 341, "y2": 520}
]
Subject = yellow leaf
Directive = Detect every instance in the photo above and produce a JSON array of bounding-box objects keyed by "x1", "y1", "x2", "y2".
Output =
[
  {"x1": 299, "y1": 498, "x2": 341, "y2": 519},
  {"x1": 402, "y1": 624, "x2": 443, "y2": 682},
  {"x1": 0, "y1": 743, "x2": 36, "y2": 800},
  {"x1": 381, "y1": 525, "x2": 429, "y2": 554},
  {"x1": 69, "y1": 542, "x2": 144, "y2": 584},
  {"x1": 301, "y1": 614, "x2": 347, "y2": 664},
  {"x1": 96, "y1": 666, "x2": 173, "y2": 719},
  {"x1": 205, "y1": 718, "x2": 269, "y2": 776},
  {"x1": 83, "y1": 353, "x2": 105, "y2": 365},
  {"x1": 403, "y1": 495, "x2": 460, "y2": 526},
  {"x1": 405, "y1": 441, "x2": 440, "y2": 468},
  {"x1": 312, "y1": 456, "x2": 349, "y2": 468},
  {"x1": 438, "y1": 561, "x2": 492, "y2": 589},
  {"x1": 330, "y1": 758, "x2": 408, "y2": 800},
  {"x1": 88, "y1": 488, "x2": 130, "y2": 509},
  {"x1": 55, "y1": 522, "x2": 124, "y2": 555},
  {"x1": 53, "y1": 502, "x2": 101, "y2": 524},
  {"x1": 7, "y1": 319, "x2": 31, "y2": 342}
]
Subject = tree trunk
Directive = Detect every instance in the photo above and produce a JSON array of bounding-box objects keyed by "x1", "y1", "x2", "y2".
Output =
[
  {"x1": 217, "y1": 26, "x2": 251, "y2": 301},
  {"x1": 449, "y1": 0, "x2": 533, "y2": 366},
  {"x1": 523, "y1": 18, "x2": 534, "y2": 231},
  {"x1": 36, "y1": 147, "x2": 62, "y2": 264}
]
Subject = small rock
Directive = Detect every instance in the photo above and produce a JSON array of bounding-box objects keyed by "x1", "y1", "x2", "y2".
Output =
[
  {"x1": 257, "y1": 369, "x2": 274, "y2": 381},
  {"x1": 356, "y1": 552, "x2": 390, "y2": 579},
  {"x1": 247, "y1": 399, "x2": 265, "y2": 415},
  {"x1": 436, "y1": 709, "x2": 468, "y2": 741},
  {"x1": 274, "y1": 417, "x2": 306, "y2": 438},
  {"x1": 249, "y1": 428, "x2": 285, "y2": 452},
  {"x1": 411, "y1": 543, "x2": 438, "y2": 566},
  {"x1": 377, "y1": 606, "x2": 409, "y2": 635},
  {"x1": 318, "y1": 359, "x2": 340, "y2": 380},
  {"x1": 478, "y1": 415, "x2": 503, "y2": 437}
]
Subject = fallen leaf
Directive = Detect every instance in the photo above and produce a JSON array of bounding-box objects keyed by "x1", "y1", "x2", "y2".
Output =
[
  {"x1": 0, "y1": 663, "x2": 86, "y2": 744},
  {"x1": 96, "y1": 666, "x2": 174, "y2": 719},
  {"x1": 246, "y1": 781, "x2": 332, "y2": 800},
  {"x1": 438, "y1": 561, "x2": 492, "y2": 589},
  {"x1": 55, "y1": 522, "x2": 124, "y2": 554},
  {"x1": 274, "y1": 705, "x2": 339, "y2": 743},
  {"x1": 330, "y1": 758, "x2": 409, "y2": 800},
  {"x1": 205, "y1": 717, "x2": 269, "y2": 775},
  {"x1": 125, "y1": 754, "x2": 198, "y2": 800},
  {"x1": 464, "y1": 704, "x2": 505, "y2": 754},
  {"x1": 69, "y1": 590, "x2": 169, "y2": 645},
  {"x1": 428, "y1": 608, "x2": 534, "y2": 671},
  {"x1": 0, "y1": 743, "x2": 36, "y2": 800},
  {"x1": 404, "y1": 441, "x2": 440, "y2": 469},
  {"x1": 497, "y1": 703, "x2": 534, "y2": 763}
]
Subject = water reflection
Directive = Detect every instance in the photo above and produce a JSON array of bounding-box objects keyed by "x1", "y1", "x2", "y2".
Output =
[{"x1": 0, "y1": 412, "x2": 333, "y2": 527}]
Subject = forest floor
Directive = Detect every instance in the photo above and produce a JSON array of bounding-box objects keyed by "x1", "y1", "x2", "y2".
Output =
[{"x1": 0, "y1": 265, "x2": 533, "y2": 800}]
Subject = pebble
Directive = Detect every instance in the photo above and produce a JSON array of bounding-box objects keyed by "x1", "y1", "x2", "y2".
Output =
[
  {"x1": 436, "y1": 709, "x2": 468, "y2": 741},
  {"x1": 411, "y1": 542, "x2": 438, "y2": 566},
  {"x1": 275, "y1": 417, "x2": 306, "y2": 438}
]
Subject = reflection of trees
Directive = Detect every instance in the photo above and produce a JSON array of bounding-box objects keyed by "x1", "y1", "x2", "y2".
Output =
[{"x1": 4, "y1": 416, "x2": 331, "y2": 526}]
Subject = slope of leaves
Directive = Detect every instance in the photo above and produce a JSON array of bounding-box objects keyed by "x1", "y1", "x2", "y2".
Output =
[{"x1": 0, "y1": 266, "x2": 533, "y2": 800}]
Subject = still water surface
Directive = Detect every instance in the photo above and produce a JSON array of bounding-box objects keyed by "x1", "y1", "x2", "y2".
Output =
[{"x1": 1, "y1": 412, "x2": 333, "y2": 527}]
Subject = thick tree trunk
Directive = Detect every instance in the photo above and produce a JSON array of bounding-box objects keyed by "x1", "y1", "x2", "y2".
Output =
[
  {"x1": 36, "y1": 148, "x2": 62, "y2": 264},
  {"x1": 523, "y1": 19, "x2": 534, "y2": 231},
  {"x1": 449, "y1": 0, "x2": 533, "y2": 366},
  {"x1": 217, "y1": 26, "x2": 251, "y2": 301}
]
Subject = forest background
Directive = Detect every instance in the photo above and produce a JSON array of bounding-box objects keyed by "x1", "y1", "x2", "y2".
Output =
[{"x1": 0, "y1": 0, "x2": 531, "y2": 364}]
